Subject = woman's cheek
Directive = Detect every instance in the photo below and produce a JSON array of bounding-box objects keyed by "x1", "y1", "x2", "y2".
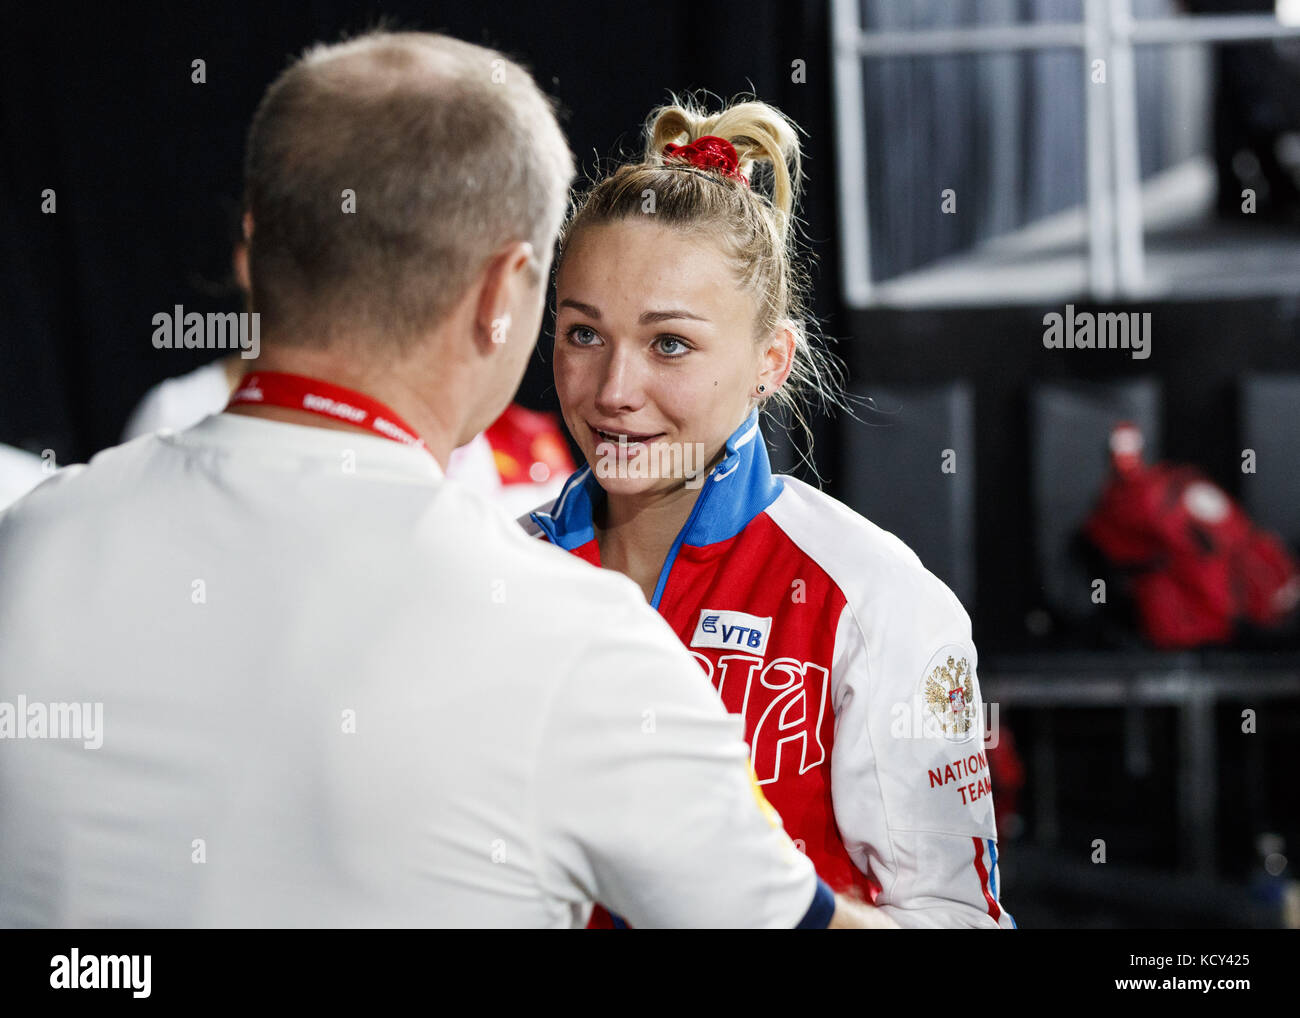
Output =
[
  {"x1": 552, "y1": 354, "x2": 582, "y2": 414},
  {"x1": 552, "y1": 372, "x2": 590, "y2": 454}
]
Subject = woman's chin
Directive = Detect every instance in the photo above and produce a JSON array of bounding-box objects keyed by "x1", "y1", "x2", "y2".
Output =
[
  {"x1": 586, "y1": 457, "x2": 686, "y2": 499},
  {"x1": 590, "y1": 472, "x2": 661, "y2": 498}
]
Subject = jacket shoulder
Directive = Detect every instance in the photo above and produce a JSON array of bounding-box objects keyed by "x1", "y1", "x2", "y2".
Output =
[
  {"x1": 515, "y1": 497, "x2": 557, "y2": 537},
  {"x1": 764, "y1": 476, "x2": 971, "y2": 639}
]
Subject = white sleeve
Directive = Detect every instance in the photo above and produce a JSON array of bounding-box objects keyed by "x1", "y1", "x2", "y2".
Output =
[
  {"x1": 121, "y1": 362, "x2": 232, "y2": 443},
  {"x1": 0, "y1": 445, "x2": 48, "y2": 511},
  {"x1": 830, "y1": 580, "x2": 1016, "y2": 929},
  {"x1": 121, "y1": 382, "x2": 180, "y2": 442},
  {"x1": 533, "y1": 590, "x2": 831, "y2": 929}
]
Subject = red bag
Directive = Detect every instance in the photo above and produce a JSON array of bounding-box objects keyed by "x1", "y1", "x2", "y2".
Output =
[{"x1": 1084, "y1": 423, "x2": 1300, "y2": 649}]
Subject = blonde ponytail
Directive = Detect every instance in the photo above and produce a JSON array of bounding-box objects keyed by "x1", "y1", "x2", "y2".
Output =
[{"x1": 646, "y1": 98, "x2": 802, "y2": 243}]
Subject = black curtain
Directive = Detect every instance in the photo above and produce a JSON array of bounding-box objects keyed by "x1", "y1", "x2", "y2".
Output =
[{"x1": 0, "y1": 0, "x2": 840, "y2": 468}]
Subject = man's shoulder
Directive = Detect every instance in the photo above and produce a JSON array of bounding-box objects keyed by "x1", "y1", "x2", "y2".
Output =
[
  {"x1": 0, "y1": 437, "x2": 158, "y2": 526},
  {"x1": 430, "y1": 481, "x2": 645, "y2": 607}
]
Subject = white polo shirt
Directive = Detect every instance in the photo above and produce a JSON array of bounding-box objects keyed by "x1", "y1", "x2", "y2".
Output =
[
  {"x1": 0, "y1": 443, "x2": 45, "y2": 511},
  {"x1": 120, "y1": 359, "x2": 236, "y2": 442},
  {"x1": 0, "y1": 412, "x2": 822, "y2": 928},
  {"x1": 120, "y1": 359, "x2": 566, "y2": 514}
]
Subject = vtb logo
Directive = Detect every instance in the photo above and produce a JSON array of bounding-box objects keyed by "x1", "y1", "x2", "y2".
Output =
[
  {"x1": 691, "y1": 609, "x2": 772, "y2": 655},
  {"x1": 688, "y1": 650, "x2": 829, "y2": 785}
]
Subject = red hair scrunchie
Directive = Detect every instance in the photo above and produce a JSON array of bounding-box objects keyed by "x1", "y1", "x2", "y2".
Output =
[{"x1": 662, "y1": 135, "x2": 749, "y2": 187}]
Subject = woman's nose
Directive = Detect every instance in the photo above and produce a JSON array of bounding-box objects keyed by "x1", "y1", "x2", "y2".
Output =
[{"x1": 593, "y1": 346, "x2": 645, "y2": 415}]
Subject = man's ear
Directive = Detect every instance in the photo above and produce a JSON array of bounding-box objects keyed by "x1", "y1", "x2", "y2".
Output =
[{"x1": 474, "y1": 241, "x2": 537, "y2": 349}]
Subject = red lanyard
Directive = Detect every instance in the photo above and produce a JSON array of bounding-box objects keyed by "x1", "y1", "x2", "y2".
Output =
[{"x1": 226, "y1": 372, "x2": 426, "y2": 450}]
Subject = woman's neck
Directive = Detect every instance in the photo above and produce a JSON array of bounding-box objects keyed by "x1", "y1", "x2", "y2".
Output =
[{"x1": 595, "y1": 482, "x2": 706, "y2": 603}]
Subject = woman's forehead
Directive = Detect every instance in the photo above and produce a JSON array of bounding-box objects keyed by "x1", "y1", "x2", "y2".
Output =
[{"x1": 557, "y1": 220, "x2": 744, "y2": 314}]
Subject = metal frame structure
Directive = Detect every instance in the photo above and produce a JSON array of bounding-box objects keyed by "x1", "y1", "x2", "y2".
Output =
[
  {"x1": 831, "y1": 0, "x2": 1300, "y2": 307},
  {"x1": 983, "y1": 666, "x2": 1300, "y2": 879}
]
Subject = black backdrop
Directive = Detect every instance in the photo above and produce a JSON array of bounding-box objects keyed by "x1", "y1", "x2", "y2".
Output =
[{"x1": 0, "y1": 0, "x2": 840, "y2": 464}]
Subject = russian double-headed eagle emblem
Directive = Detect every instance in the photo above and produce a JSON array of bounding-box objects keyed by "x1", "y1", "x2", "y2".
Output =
[{"x1": 924, "y1": 655, "x2": 976, "y2": 741}]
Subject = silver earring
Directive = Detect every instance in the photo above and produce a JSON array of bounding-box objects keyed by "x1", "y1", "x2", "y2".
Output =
[{"x1": 757, "y1": 384, "x2": 766, "y2": 394}]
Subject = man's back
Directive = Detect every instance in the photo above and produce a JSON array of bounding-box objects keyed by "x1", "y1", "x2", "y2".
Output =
[{"x1": 0, "y1": 413, "x2": 819, "y2": 927}]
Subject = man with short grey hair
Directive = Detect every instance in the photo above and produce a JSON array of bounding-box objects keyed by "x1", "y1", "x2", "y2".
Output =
[{"x1": 0, "y1": 31, "x2": 887, "y2": 928}]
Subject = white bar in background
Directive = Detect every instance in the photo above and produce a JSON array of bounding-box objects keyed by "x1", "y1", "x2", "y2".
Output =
[
  {"x1": 831, "y1": 0, "x2": 875, "y2": 307},
  {"x1": 846, "y1": 22, "x2": 1086, "y2": 57},
  {"x1": 1109, "y1": 0, "x2": 1146, "y2": 295}
]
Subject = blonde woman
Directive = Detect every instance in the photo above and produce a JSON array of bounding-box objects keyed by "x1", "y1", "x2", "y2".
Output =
[{"x1": 526, "y1": 97, "x2": 1015, "y2": 929}]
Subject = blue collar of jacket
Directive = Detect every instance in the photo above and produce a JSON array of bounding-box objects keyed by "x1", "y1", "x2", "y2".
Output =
[{"x1": 530, "y1": 409, "x2": 784, "y2": 556}]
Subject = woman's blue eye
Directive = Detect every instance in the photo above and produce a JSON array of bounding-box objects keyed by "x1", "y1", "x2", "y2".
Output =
[
  {"x1": 566, "y1": 325, "x2": 600, "y2": 346},
  {"x1": 655, "y1": 336, "x2": 690, "y2": 356}
]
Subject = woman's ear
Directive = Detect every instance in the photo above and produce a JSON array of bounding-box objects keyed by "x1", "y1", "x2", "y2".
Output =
[{"x1": 758, "y1": 319, "x2": 798, "y2": 393}]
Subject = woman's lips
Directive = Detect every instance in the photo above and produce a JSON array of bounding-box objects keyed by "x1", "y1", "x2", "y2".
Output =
[{"x1": 589, "y1": 424, "x2": 664, "y2": 448}]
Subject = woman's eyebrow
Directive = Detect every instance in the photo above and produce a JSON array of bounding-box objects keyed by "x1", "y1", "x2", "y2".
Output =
[
  {"x1": 557, "y1": 300, "x2": 709, "y2": 325},
  {"x1": 639, "y1": 309, "x2": 709, "y2": 324},
  {"x1": 558, "y1": 299, "x2": 601, "y2": 318}
]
